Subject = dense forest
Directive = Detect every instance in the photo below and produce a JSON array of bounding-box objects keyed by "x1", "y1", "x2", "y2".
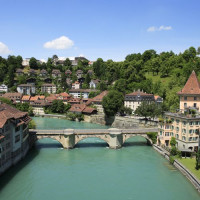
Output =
[{"x1": 0, "y1": 46, "x2": 200, "y2": 113}]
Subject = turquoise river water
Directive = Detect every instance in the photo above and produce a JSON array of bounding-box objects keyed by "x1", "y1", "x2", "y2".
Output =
[{"x1": 0, "y1": 117, "x2": 199, "y2": 200}]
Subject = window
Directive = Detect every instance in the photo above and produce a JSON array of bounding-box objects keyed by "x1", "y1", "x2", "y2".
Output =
[
  {"x1": 176, "y1": 127, "x2": 179, "y2": 131},
  {"x1": 184, "y1": 96, "x2": 187, "y2": 100},
  {"x1": 194, "y1": 103, "x2": 197, "y2": 108},
  {"x1": 15, "y1": 135, "x2": 20, "y2": 143},
  {"x1": 194, "y1": 97, "x2": 197, "y2": 101},
  {"x1": 176, "y1": 134, "x2": 179, "y2": 139},
  {"x1": 15, "y1": 126, "x2": 20, "y2": 132},
  {"x1": 184, "y1": 103, "x2": 187, "y2": 108},
  {"x1": 183, "y1": 121, "x2": 187, "y2": 125},
  {"x1": 182, "y1": 136, "x2": 186, "y2": 141}
]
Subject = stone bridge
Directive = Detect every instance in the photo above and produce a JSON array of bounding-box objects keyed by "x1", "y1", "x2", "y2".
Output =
[{"x1": 29, "y1": 128, "x2": 158, "y2": 149}]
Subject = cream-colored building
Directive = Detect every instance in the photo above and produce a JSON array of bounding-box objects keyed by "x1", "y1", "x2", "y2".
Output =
[
  {"x1": 41, "y1": 84, "x2": 56, "y2": 94},
  {"x1": 124, "y1": 91, "x2": 155, "y2": 112},
  {"x1": 158, "y1": 112, "x2": 199, "y2": 152},
  {"x1": 158, "y1": 71, "x2": 200, "y2": 152}
]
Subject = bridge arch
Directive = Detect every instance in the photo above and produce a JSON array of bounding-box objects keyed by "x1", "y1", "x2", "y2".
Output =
[
  {"x1": 75, "y1": 135, "x2": 110, "y2": 147},
  {"x1": 36, "y1": 135, "x2": 65, "y2": 148},
  {"x1": 123, "y1": 134, "x2": 153, "y2": 146}
]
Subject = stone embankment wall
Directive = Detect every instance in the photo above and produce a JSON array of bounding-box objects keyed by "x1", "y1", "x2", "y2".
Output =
[
  {"x1": 84, "y1": 114, "x2": 158, "y2": 129},
  {"x1": 153, "y1": 144, "x2": 200, "y2": 192}
]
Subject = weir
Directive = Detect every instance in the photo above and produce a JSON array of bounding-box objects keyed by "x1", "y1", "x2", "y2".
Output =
[{"x1": 29, "y1": 128, "x2": 158, "y2": 149}]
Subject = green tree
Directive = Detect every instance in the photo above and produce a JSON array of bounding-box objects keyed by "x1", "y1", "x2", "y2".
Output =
[
  {"x1": 170, "y1": 137, "x2": 177, "y2": 147},
  {"x1": 102, "y1": 90, "x2": 124, "y2": 116},
  {"x1": 29, "y1": 57, "x2": 38, "y2": 69}
]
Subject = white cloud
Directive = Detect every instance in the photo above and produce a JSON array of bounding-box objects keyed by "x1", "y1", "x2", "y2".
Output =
[
  {"x1": 159, "y1": 25, "x2": 172, "y2": 31},
  {"x1": 147, "y1": 25, "x2": 172, "y2": 32},
  {"x1": 147, "y1": 26, "x2": 157, "y2": 32},
  {"x1": 43, "y1": 36, "x2": 74, "y2": 50},
  {"x1": 0, "y1": 42, "x2": 11, "y2": 54}
]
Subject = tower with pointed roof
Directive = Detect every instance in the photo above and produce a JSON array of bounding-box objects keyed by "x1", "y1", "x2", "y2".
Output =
[{"x1": 177, "y1": 70, "x2": 200, "y2": 112}]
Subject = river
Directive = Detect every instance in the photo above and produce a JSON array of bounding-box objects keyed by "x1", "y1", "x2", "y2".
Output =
[{"x1": 0, "y1": 117, "x2": 199, "y2": 200}]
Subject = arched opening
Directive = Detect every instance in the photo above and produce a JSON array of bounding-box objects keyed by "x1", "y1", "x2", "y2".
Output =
[
  {"x1": 36, "y1": 137, "x2": 63, "y2": 148},
  {"x1": 75, "y1": 137, "x2": 109, "y2": 148},
  {"x1": 123, "y1": 135, "x2": 152, "y2": 147}
]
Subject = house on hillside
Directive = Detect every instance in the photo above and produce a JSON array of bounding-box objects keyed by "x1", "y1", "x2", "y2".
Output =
[
  {"x1": 41, "y1": 84, "x2": 56, "y2": 94},
  {"x1": 89, "y1": 79, "x2": 100, "y2": 89},
  {"x1": 72, "y1": 81, "x2": 81, "y2": 89},
  {"x1": 17, "y1": 84, "x2": 36, "y2": 95},
  {"x1": 3, "y1": 93, "x2": 22, "y2": 103},
  {"x1": 16, "y1": 68, "x2": 24, "y2": 76},
  {"x1": 0, "y1": 84, "x2": 8, "y2": 93},
  {"x1": 40, "y1": 69, "x2": 48, "y2": 77},
  {"x1": 52, "y1": 69, "x2": 61, "y2": 78},
  {"x1": 76, "y1": 70, "x2": 83, "y2": 79},
  {"x1": 69, "y1": 89, "x2": 96, "y2": 99}
]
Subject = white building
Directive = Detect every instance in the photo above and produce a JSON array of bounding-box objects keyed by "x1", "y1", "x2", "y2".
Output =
[
  {"x1": 72, "y1": 81, "x2": 80, "y2": 89},
  {"x1": 69, "y1": 89, "x2": 96, "y2": 99},
  {"x1": 41, "y1": 84, "x2": 56, "y2": 94},
  {"x1": 124, "y1": 90, "x2": 155, "y2": 112},
  {"x1": 22, "y1": 58, "x2": 30, "y2": 67},
  {"x1": 89, "y1": 80, "x2": 100, "y2": 89},
  {"x1": 17, "y1": 84, "x2": 36, "y2": 95},
  {"x1": 0, "y1": 84, "x2": 8, "y2": 93}
]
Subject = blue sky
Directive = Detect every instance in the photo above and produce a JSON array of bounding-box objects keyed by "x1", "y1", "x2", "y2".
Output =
[{"x1": 0, "y1": 0, "x2": 200, "y2": 61}]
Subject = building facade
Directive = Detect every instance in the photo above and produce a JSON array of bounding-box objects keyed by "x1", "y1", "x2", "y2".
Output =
[
  {"x1": 17, "y1": 84, "x2": 36, "y2": 95},
  {"x1": 158, "y1": 71, "x2": 200, "y2": 152},
  {"x1": 124, "y1": 90, "x2": 155, "y2": 112},
  {"x1": 41, "y1": 84, "x2": 56, "y2": 94},
  {"x1": 0, "y1": 84, "x2": 8, "y2": 93},
  {"x1": 0, "y1": 103, "x2": 31, "y2": 175}
]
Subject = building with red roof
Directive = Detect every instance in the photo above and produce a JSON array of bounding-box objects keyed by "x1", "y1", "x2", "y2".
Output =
[{"x1": 178, "y1": 70, "x2": 200, "y2": 112}]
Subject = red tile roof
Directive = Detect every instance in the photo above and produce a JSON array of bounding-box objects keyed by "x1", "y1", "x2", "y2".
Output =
[
  {"x1": 88, "y1": 91, "x2": 108, "y2": 104},
  {"x1": 0, "y1": 103, "x2": 31, "y2": 128},
  {"x1": 83, "y1": 107, "x2": 97, "y2": 114},
  {"x1": 22, "y1": 95, "x2": 31, "y2": 101},
  {"x1": 69, "y1": 104, "x2": 86, "y2": 112},
  {"x1": 178, "y1": 70, "x2": 200, "y2": 95}
]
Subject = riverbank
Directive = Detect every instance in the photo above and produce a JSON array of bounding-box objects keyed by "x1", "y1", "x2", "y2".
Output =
[
  {"x1": 35, "y1": 113, "x2": 158, "y2": 129},
  {"x1": 153, "y1": 144, "x2": 200, "y2": 192}
]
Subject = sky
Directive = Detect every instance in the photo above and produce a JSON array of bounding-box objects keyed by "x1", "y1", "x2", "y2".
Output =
[{"x1": 0, "y1": 0, "x2": 200, "y2": 61}]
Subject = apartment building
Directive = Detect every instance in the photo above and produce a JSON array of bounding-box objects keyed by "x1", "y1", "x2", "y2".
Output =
[
  {"x1": 0, "y1": 103, "x2": 31, "y2": 175},
  {"x1": 158, "y1": 71, "x2": 200, "y2": 152},
  {"x1": 41, "y1": 84, "x2": 56, "y2": 94}
]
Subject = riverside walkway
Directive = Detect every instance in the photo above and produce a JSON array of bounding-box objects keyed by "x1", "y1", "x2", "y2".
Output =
[{"x1": 29, "y1": 128, "x2": 158, "y2": 149}]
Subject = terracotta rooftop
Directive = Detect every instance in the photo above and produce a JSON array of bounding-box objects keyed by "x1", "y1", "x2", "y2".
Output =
[
  {"x1": 30, "y1": 96, "x2": 39, "y2": 101},
  {"x1": 0, "y1": 103, "x2": 31, "y2": 128},
  {"x1": 3, "y1": 93, "x2": 22, "y2": 99},
  {"x1": 91, "y1": 91, "x2": 108, "y2": 103},
  {"x1": 83, "y1": 107, "x2": 97, "y2": 114},
  {"x1": 22, "y1": 95, "x2": 31, "y2": 101},
  {"x1": 178, "y1": 71, "x2": 200, "y2": 95},
  {"x1": 69, "y1": 104, "x2": 86, "y2": 112}
]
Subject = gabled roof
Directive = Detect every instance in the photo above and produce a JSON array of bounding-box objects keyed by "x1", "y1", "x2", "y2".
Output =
[
  {"x1": 178, "y1": 71, "x2": 200, "y2": 95},
  {"x1": 126, "y1": 91, "x2": 153, "y2": 97},
  {"x1": 0, "y1": 103, "x2": 31, "y2": 128}
]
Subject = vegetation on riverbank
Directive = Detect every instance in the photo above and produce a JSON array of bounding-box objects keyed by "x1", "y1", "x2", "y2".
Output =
[{"x1": 177, "y1": 158, "x2": 200, "y2": 180}]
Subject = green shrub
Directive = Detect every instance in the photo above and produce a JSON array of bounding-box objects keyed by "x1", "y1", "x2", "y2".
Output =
[
  {"x1": 147, "y1": 132, "x2": 158, "y2": 144},
  {"x1": 28, "y1": 120, "x2": 36, "y2": 129},
  {"x1": 169, "y1": 156, "x2": 175, "y2": 165}
]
